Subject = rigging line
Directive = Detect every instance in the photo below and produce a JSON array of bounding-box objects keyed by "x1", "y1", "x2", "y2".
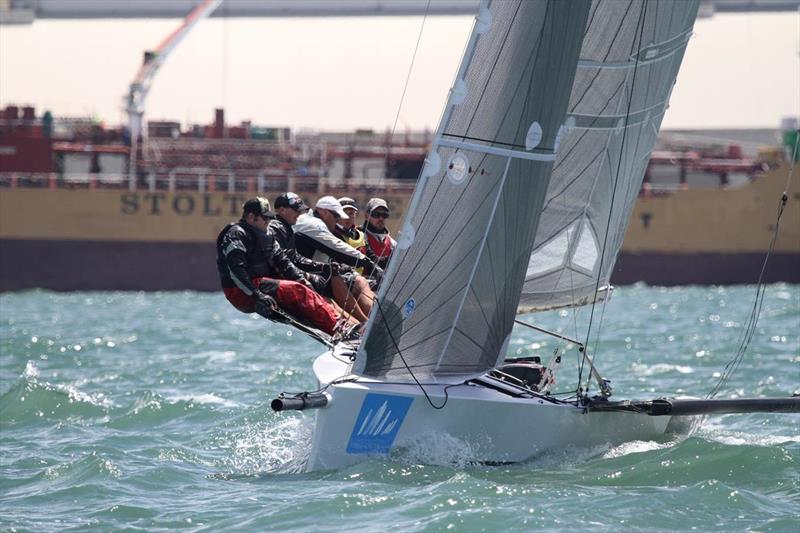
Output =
[
  {"x1": 372, "y1": 297, "x2": 452, "y2": 409},
  {"x1": 578, "y1": 0, "x2": 649, "y2": 397},
  {"x1": 581, "y1": 6, "x2": 661, "y2": 377},
  {"x1": 383, "y1": 0, "x2": 432, "y2": 184},
  {"x1": 706, "y1": 135, "x2": 799, "y2": 399}
]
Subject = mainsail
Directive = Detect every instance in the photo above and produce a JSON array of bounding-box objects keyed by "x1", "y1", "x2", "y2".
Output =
[
  {"x1": 355, "y1": 0, "x2": 700, "y2": 382},
  {"x1": 520, "y1": 0, "x2": 701, "y2": 311}
]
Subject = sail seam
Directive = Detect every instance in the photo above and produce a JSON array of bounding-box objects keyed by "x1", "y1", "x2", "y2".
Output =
[
  {"x1": 577, "y1": 37, "x2": 689, "y2": 70},
  {"x1": 433, "y1": 156, "x2": 513, "y2": 373}
]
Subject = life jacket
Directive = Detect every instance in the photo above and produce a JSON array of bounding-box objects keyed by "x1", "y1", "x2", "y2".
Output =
[
  {"x1": 364, "y1": 226, "x2": 396, "y2": 262},
  {"x1": 345, "y1": 227, "x2": 366, "y2": 250}
]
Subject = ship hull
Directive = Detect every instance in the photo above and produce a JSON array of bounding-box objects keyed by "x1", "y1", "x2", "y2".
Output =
[
  {"x1": 1, "y1": 165, "x2": 797, "y2": 291},
  {"x1": 306, "y1": 351, "x2": 675, "y2": 471},
  {"x1": 2, "y1": 237, "x2": 796, "y2": 292}
]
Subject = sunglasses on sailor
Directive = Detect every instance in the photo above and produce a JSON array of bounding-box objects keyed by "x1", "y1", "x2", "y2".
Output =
[{"x1": 370, "y1": 211, "x2": 389, "y2": 219}]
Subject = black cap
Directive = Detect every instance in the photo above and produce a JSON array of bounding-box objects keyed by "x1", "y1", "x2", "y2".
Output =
[
  {"x1": 242, "y1": 197, "x2": 275, "y2": 218},
  {"x1": 338, "y1": 197, "x2": 359, "y2": 211},
  {"x1": 274, "y1": 192, "x2": 309, "y2": 211}
]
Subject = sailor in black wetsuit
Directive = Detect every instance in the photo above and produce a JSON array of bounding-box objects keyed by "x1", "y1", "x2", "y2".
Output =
[
  {"x1": 270, "y1": 192, "x2": 373, "y2": 324},
  {"x1": 216, "y1": 197, "x2": 346, "y2": 335}
]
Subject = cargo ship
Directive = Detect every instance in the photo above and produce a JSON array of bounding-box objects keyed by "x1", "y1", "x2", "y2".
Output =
[{"x1": 0, "y1": 105, "x2": 797, "y2": 291}]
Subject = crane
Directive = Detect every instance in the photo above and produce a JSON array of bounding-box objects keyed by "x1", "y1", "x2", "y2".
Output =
[{"x1": 126, "y1": 0, "x2": 223, "y2": 182}]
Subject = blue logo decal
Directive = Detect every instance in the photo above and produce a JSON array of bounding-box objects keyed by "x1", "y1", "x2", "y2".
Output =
[
  {"x1": 346, "y1": 393, "x2": 413, "y2": 454},
  {"x1": 402, "y1": 297, "x2": 416, "y2": 319}
]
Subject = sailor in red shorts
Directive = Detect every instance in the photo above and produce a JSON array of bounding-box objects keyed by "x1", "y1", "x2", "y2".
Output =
[{"x1": 216, "y1": 197, "x2": 346, "y2": 336}]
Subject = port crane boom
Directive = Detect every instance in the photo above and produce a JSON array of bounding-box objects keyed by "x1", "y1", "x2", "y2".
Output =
[{"x1": 126, "y1": 0, "x2": 222, "y2": 181}]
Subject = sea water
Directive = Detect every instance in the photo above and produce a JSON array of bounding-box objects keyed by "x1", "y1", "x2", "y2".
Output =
[{"x1": 1, "y1": 285, "x2": 798, "y2": 531}]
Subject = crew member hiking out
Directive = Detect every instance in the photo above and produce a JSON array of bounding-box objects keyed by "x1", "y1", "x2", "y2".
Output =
[
  {"x1": 270, "y1": 192, "x2": 369, "y2": 324},
  {"x1": 294, "y1": 196, "x2": 378, "y2": 321},
  {"x1": 362, "y1": 198, "x2": 397, "y2": 276},
  {"x1": 216, "y1": 197, "x2": 354, "y2": 336}
]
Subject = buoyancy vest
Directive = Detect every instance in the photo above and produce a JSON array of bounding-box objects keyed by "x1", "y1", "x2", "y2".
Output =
[{"x1": 364, "y1": 224, "x2": 396, "y2": 266}]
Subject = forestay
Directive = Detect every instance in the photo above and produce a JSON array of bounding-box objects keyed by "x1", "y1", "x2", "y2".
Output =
[
  {"x1": 519, "y1": 0, "x2": 701, "y2": 312},
  {"x1": 355, "y1": 0, "x2": 592, "y2": 381}
]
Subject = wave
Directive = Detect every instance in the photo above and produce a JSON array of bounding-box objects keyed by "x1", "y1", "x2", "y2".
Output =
[
  {"x1": 0, "y1": 361, "x2": 241, "y2": 431},
  {"x1": 0, "y1": 361, "x2": 111, "y2": 424}
]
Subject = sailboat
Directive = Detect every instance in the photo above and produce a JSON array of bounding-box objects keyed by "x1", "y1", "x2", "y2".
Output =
[{"x1": 272, "y1": 0, "x2": 799, "y2": 471}]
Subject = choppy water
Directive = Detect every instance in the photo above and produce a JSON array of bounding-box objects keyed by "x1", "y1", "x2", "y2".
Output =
[{"x1": 1, "y1": 285, "x2": 798, "y2": 531}]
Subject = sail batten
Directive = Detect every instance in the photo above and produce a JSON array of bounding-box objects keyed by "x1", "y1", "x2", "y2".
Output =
[{"x1": 438, "y1": 138, "x2": 556, "y2": 161}]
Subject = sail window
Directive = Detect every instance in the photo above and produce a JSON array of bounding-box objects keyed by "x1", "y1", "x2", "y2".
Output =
[
  {"x1": 476, "y1": 5, "x2": 492, "y2": 34},
  {"x1": 451, "y1": 79, "x2": 467, "y2": 105},
  {"x1": 526, "y1": 222, "x2": 578, "y2": 277},
  {"x1": 554, "y1": 116, "x2": 576, "y2": 152},
  {"x1": 570, "y1": 222, "x2": 599, "y2": 274},
  {"x1": 421, "y1": 151, "x2": 441, "y2": 178},
  {"x1": 397, "y1": 221, "x2": 415, "y2": 250},
  {"x1": 446, "y1": 154, "x2": 469, "y2": 184},
  {"x1": 525, "y1": 121, "x2": 543, "y2": 150}
]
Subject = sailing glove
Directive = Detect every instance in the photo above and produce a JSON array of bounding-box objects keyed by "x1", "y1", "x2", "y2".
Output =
[
  {"x1": 254, "y1": 291, "x2": 278, "y2": 318},
  {"x1": 331, "y1": 262, "x2": 353, "y2": 275}
]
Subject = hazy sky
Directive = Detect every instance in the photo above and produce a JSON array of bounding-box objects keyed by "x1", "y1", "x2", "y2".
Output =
[{"x1": 0, "y1": 11, "x2": 797, "y2": 131}]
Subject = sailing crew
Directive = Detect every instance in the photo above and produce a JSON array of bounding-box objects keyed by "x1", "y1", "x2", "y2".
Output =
[
  {"x1": 362, "y1": 198, "x2": 397, "y2": 274},
  {"x1": 334, "y1": 197, "x2": 366, "y2": 250},
  {"x1": 270, "y1": 192, "x2": 371, "y2": 324},
  {"x1": 216, "y1": 197, "x2": 351, "y2": 336},
  {"x1": 294, "y1": 196, "x2": 378, "y2": 321}
]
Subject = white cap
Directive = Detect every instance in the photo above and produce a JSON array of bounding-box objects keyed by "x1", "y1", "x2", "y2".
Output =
[{"x1": 315, "y1": 195, "x2": 349, "y2": 220}]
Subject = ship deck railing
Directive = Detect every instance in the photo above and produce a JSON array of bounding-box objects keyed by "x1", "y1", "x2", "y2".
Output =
[{"x1": 0, "y1": 171, "x2": 417, "y2": 195}]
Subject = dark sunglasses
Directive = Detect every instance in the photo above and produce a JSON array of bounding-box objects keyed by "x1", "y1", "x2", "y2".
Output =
[{"x1": 370, "y1": 211, "x2": 389, "y2": 219}]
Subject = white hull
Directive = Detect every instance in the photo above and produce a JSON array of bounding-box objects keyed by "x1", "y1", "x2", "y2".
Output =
[{"x1": 306, "y1": 349, "x2": 677, "y2": 471}]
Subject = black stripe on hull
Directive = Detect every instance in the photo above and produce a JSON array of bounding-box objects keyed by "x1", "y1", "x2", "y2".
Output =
[{"x1": 1, "y1": 239, "x2": 798, "y2": 291}]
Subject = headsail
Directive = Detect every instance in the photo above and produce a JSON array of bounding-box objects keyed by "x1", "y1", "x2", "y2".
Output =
[
  {"x1": 520, "y1": 0, "x2": 701, "y2": 312},
  {"x1": 355, "y1": 0, "x2": 593, "y2": 381}
]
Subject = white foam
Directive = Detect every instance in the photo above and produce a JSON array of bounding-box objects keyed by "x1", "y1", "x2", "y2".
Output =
[
  {"x1": 602, "y1": 439, "x2": 674, "y2": 459},
  {"x1": 169, "y1": 393, "x2": 241, "y2": 408},
  {"x1": 221, "y1": 416, "x2": 314, "y2": 475},
  {"x1": 23, "y1": 360, "x2": 39, "y2": 381},
  {"x1": 630, "y1": 362, "x2": 694, "y2": 376},
  {"x1": 58, "y1": 384, "x2": 115, "y2": 408},
  {"x1": 395, "y1": 432, "x2": 476, "y2": 468},
  {"x1": 697, "y1": 420, "x2": 800, "y2": 447}
]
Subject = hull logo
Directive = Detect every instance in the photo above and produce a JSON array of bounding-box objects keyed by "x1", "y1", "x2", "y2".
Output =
[{"x1": 346, "y1": 393, "x2": 413, "y2": 454}]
